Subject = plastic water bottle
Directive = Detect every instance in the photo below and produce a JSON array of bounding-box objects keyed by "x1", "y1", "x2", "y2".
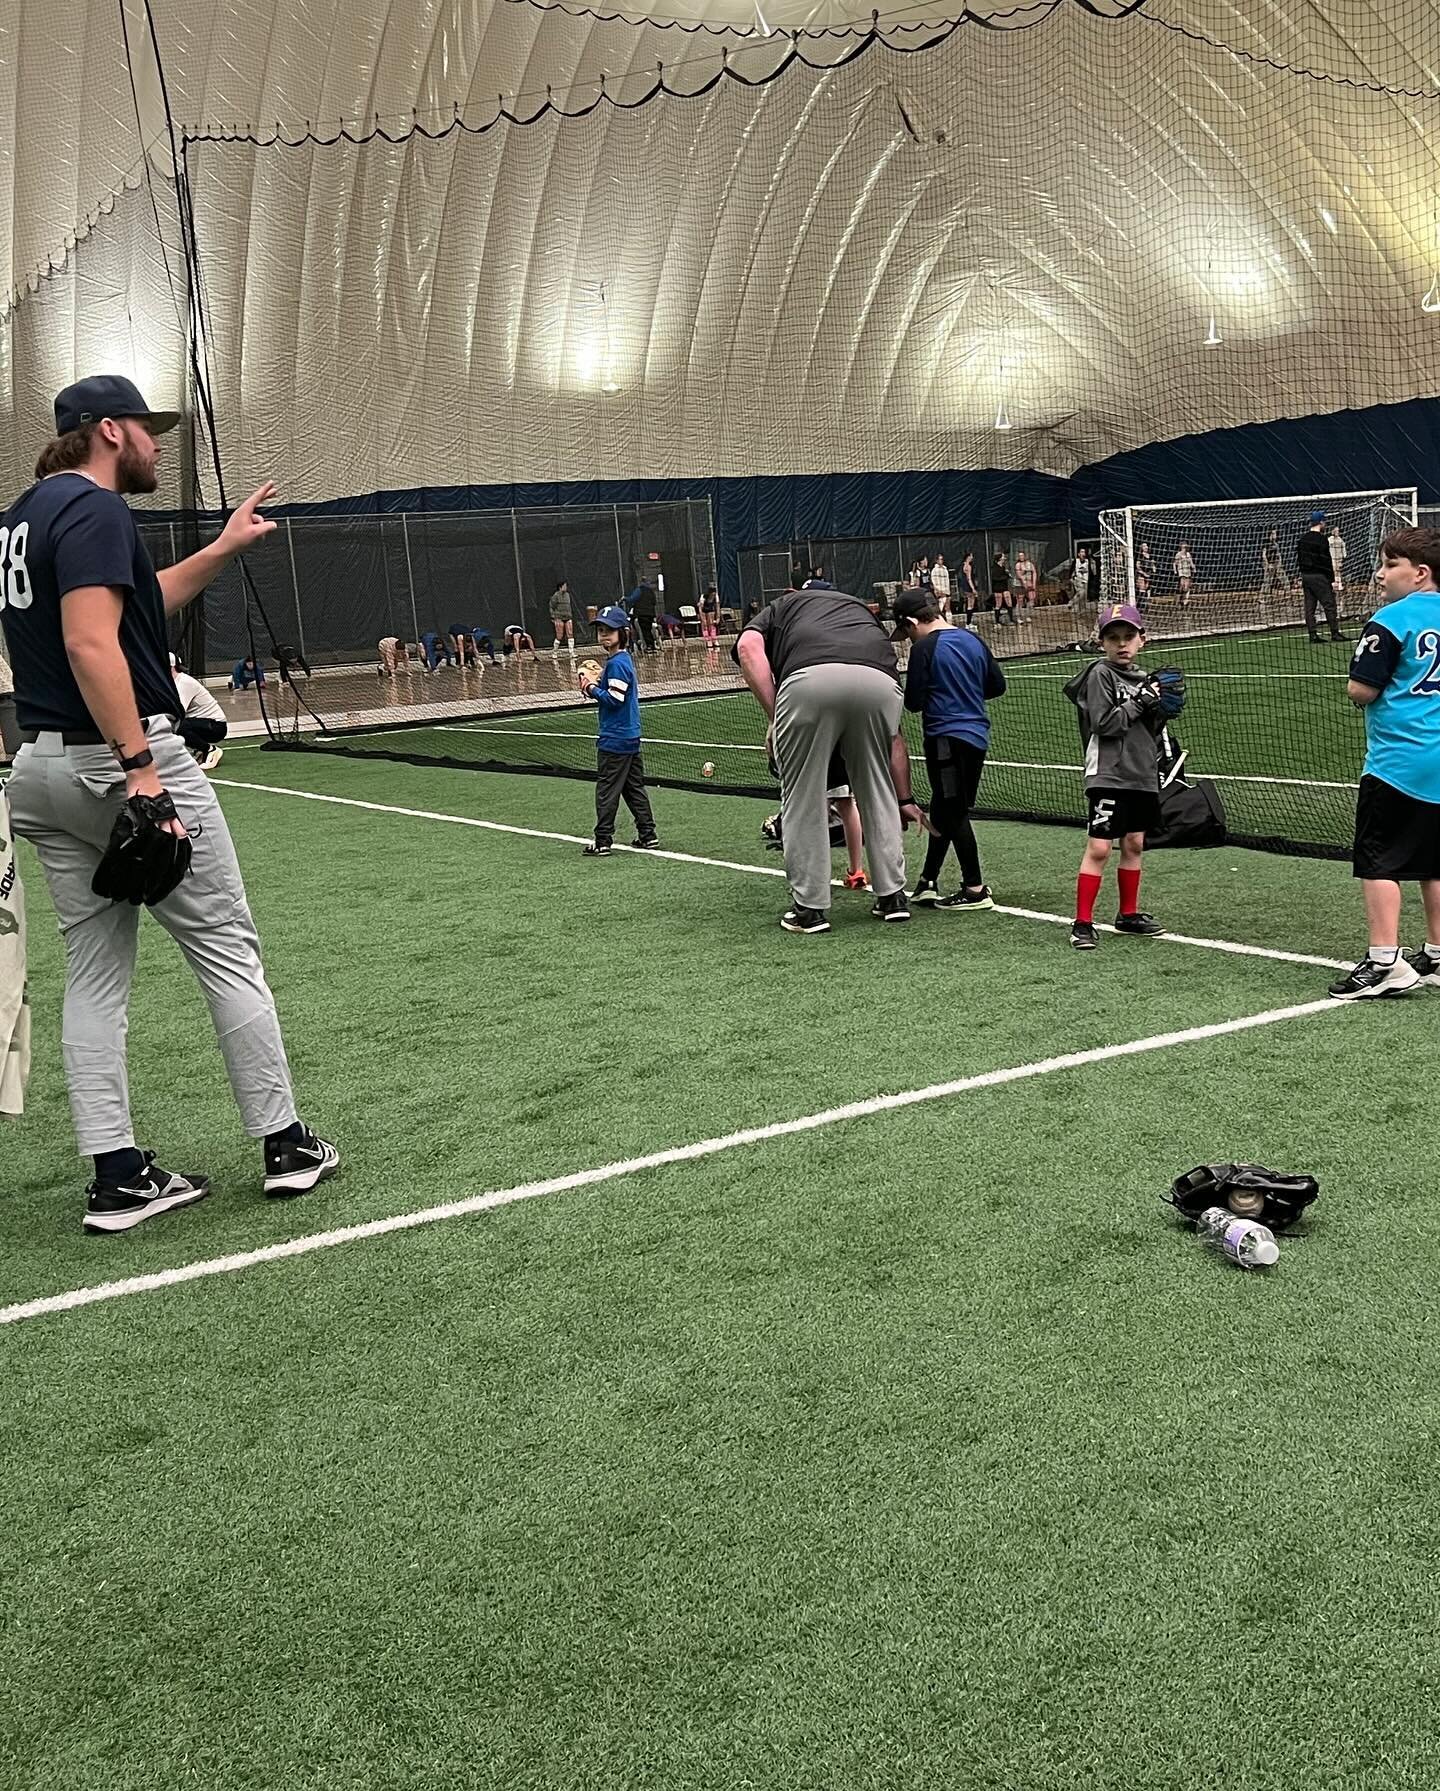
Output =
[{"x1": 1196, "y1": 1205, "x2": 1279, "y2": 1269}]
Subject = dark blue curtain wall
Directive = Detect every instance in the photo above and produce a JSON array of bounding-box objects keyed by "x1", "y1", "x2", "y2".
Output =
[{"x1": 164, "y1": 395, "x2": 1440, "y2": 602}]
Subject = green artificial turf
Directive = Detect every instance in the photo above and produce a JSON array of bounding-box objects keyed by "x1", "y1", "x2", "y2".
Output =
[{"x1": 2, "y1": 754, "x2": 1437, "y2": 1791}]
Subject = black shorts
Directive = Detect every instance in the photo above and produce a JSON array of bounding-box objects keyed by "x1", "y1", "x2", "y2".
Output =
[
  {"x1": 924, "y1": 736, "x2": 986, "y2": 811},
  {"x1": 1353, "y1": 775, "x2": 1440, "y2": 880},
  {"x1": 1087, "y1": 788, "x2": 1161, "y2": 840}
]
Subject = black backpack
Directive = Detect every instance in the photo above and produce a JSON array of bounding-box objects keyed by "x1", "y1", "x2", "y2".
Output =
[{"x1": 1147, "y1": 728, "x2": 1227, "y2": 849}]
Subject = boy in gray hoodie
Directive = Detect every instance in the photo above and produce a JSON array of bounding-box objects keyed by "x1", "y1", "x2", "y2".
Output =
[{"x1": 1062, "y1": 603, "x2": 1169, "y2": 950}]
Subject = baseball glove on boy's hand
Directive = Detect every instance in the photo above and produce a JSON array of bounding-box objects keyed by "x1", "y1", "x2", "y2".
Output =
[
  {"x1": 1154, "y1": 666, "x2": 1187, "y2": 717},
  {"x1": 91, "y1": 794, "x2": 193, "y2": 907},
  {"x1": 577, "y1": 659, "x2": 604, "y2": 685},
  {"x1": 1165, "y1": 1162, "x2": 1319, "y2": 1231}
]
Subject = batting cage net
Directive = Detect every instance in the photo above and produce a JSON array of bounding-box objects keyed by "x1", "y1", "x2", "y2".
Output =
[{"x1": 180, "y1": 487, "x2": 1425, "y2": 863}]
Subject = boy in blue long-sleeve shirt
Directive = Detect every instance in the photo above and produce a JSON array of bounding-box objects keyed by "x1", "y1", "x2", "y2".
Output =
[{"x1": 579, "y1": 605, "x2": 659, "y2": 855}]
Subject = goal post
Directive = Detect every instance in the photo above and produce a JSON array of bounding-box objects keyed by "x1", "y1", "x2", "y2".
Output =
[{"x1": 1097, "y1": 487, "x2": 1419, "y2": 628}]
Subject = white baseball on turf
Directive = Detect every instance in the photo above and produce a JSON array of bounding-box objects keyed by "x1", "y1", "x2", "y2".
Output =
[{"x1": 701, "y1": 761, "x2": 715, "y2": 778}]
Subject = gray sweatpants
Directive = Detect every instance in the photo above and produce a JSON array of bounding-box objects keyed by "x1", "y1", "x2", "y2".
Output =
[
  {"x1": 7, "y1": 718, "x2": 298, "y2": 1155},
  {"x1": 773, "y1": 664, "x2": 906, "y2": 911}
]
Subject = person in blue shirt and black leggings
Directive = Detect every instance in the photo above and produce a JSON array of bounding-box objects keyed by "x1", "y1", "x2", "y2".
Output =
[
  {"x1": 578, "y1": 604, "x2": 658, "y2": 855},
  {"x1": 891, "y1": 588, "x2": 1007, "y2": 910}
]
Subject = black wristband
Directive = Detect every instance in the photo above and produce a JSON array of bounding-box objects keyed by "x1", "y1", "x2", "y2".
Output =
[{"x1": 118, "y1": 747, "x2": 154, "y2": 772}]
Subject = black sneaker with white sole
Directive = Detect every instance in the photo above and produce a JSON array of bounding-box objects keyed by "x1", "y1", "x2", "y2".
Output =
[
  {"x1": 911, "y1": 877, "x2": 941, "y2": 906},
  {"x1": 84, "y1": 1155, "x2": 210, "y2": 1235},
  {"x1": 1070, "y1": 920, "x2": 1098, "y2": 950},
  {"x1": 1114, "y1": 911, "x2": 1167, "y2": 937},
  {"x1": 937, "y1": 885, "x2": 995, "y2": 912},
  {"x1": 1404, "y1": 947, "x2": 1440, "y2": 987},
  {"x1": 582, "y1": 841, "x2": 613, "y2": 857},
  {"x1": 632, "y1": 834, "x2": 661, "y2": 850},
  {"x1": 1327, "y1": 956, "x2": 1421, "y2": 1001},
  {"x1": 264, "y1": 1128, "x2": 341, "y2": 1198},
  {"x1": 780, "y1": 906, "x2": 831, "y2": 934},
  {"x1": 870, "y1": 891, "x2": 911, "y2": 923}
]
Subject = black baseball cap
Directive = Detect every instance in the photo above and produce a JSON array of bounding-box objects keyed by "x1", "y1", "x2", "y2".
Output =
[
  {"x1": 890, "y1": 588, "x2": 935, "y2": 639},
  {"x1": 53, "y1": 374, "x2": 180, "y2": 437}
]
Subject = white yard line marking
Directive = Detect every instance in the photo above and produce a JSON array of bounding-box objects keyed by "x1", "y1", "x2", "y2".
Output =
[
  {"x1": 0, "y1": 997, "x2": 1347, "y2": 1328},
  {"x1": 210, "y1": 779, "x2": 1352, "y2": 970}
]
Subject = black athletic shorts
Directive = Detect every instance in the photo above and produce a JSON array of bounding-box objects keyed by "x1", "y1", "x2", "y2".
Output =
[
  {"x1": 1353, "y1": 774, "x2": 1440, "y2": 880},
  {"x1": 924, "y1": 736, "x2": 986, "y2": 811},
  {"x1": 1087, "y1": 787, "x2": 1162, "y2": 840}
]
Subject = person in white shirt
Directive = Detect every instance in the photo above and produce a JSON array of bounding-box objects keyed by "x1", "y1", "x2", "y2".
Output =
[
  {"x1": 930, "y1": 554, "x2": 952, "y2": 616},
  {"x1": 1015, "y1": 550, "x2": 1038, "y2": 622},
  {"x1": 169, "y1": 653, "x2": 229, "y2": 771},
  {"x1": 1173, "y1": 543, "x2": 1196, "y2": 605},
  {"x1": 1329, "y1": 526, "x2": 1348, "y2": 592}
]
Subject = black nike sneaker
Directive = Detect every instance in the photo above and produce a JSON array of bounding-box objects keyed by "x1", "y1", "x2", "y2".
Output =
[
  {"x1": 937, "y1": 885, "x2": 995, "y2": 912},
  {"x1": 780, "y1": 906, "x2": 831, "y2": 934},
  {"x1": 264, "y1": 1128, "x2": 341, "y2": 1199},
  {"x1": 870, "y1": 890, "x2": 911, "y2": 923},
  {"x1": 1327, "y1": 956, "x2": 1421, "y2": 1001},
  {"x1": 632, "y1": 833, "x2": 661, "y2": 850},
  {"x1": 582, "y1": 841, "x2": 613, "y2": 857},
  {"x1": 1114, "y1": 911, "x2": 1167, "y2": 937},
  {"x1": 84, "y1": 1155, "x2": 210, "y2": 1235},
  {"x1": 910, "y1": 877, "x2": 941, "y2": 906}
]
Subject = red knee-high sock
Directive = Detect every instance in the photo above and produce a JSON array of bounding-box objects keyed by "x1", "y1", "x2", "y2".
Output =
[
  {"x1": 1117, "y1": 866, "x2": 1142, "y2": 916},
  {"x1": 1075, "y1": 872, "x2": 1102, "y2": 924}
]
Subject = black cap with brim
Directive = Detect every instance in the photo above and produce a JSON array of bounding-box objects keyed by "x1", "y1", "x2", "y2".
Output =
[
  {"x1": 890, "y1": 588, "x2": 931, "y2": 639},
  {"x1": 54, "y1": 374, "x2": 181, "y2": 437}
]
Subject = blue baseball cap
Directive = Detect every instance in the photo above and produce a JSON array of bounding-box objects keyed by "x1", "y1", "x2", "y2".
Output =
[
  {"x1": 54, "y1": 374, "x2": 180, "y2": 437},
  {"x1": 594, "y1": 605, "x2": 629, "y2": 629},
  {"x1": 1309, "y1": 509, "x2": 1327, "y2": 522},
  {"x1": 1098, "y1": 602, "x2": 1146, "y2": 634}
]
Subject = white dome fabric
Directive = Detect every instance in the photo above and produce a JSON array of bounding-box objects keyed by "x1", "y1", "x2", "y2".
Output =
[{"x1": 3, "y1": 1, "x2": 1439, "y2": 504}]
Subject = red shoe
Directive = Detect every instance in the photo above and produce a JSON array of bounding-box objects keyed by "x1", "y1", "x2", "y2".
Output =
[{"x1": 842, "y1": 870, "x2": 870, "y2": 892}]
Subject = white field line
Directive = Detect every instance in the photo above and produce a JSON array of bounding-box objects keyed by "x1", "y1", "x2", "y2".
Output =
[
  {"x1": 0, "y1": 997, "x2": 1348, "y2": 1328},
  {"x1": 209, "y1": 779, "x2": 1352, "y2": 971}
]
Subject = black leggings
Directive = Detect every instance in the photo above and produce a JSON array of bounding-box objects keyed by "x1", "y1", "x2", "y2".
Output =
[{"x1": 920, "y1": 737, "x2": 987, "y2": 885}]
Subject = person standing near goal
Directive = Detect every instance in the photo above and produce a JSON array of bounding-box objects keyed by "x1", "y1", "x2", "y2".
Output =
[
  {"x1": 1172, "y1": 541, "x2": 1195, "y2": 606},
  {"x1": 1296, "y1": 509, "x2": 1346, "y2": 645},
  {"x1": 1328, "y1": 527, "x2": 1440, "y2": 1000}
]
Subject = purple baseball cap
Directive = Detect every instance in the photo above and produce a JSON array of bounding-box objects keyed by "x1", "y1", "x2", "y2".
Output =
[{"x1": 1097, "y1": 602, "x2": 1145, "y2": 634}]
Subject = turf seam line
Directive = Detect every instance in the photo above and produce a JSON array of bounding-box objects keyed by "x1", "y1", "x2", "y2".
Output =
[
  {"x1": 209, "y1": 779, "x2": 1353, "y2": 970},
  {"x1": 0, "y1": 997, "x2": 1347, "y2": 1328}
]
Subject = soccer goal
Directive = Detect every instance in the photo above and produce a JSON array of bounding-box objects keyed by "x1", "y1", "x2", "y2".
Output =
[{"x1": 1098, "y1": 487, "x2": 1418, "y2": 631}]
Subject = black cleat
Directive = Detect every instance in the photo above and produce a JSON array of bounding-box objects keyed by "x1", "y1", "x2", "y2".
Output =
[
  {"x1": 1327, "y1": 956, "x2": 1421, "y2": 1001},
  {"x1": 1070, "y1": 921, "x2": 1098, "y2": 950},
  {"x1": 937, "y1": 884, "x2": 995, "y2": 912},
  {"x1": 1114, "y1": 911, "x2": 1167, "y2": 937},
  {"x1": 780, "y1": 906, "x2": 831, "y2": 935},
  {"x1": 84, "y1": 1155, "x2": 210, "y2": 1235},
  {"x1": 264, "y1": 1127, "x2": 341, "y2": 1199}
]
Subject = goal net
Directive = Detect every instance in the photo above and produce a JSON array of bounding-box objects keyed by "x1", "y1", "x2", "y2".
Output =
[{"x1": 1098, "y1": 488, "x2": 1418, "y2": 633}]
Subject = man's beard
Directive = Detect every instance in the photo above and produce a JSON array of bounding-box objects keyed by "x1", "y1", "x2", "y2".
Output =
[{"x1": 116, "y1": 437, "x2": 158, "y2": 495}]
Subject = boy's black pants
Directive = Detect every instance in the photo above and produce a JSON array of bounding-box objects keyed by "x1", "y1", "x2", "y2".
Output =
[
  {"x1": 596, "y1": 749, "x2": 655, "y2": 844},
  {"x1": 920, "y1": 736, "x2": 987, "y2": 885}
]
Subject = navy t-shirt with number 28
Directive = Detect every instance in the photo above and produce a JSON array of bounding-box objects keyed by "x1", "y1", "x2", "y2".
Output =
[
  {"x1": 0, "y1": 472, "x2": 178, "y2": 734},
  {"x1": 1349, "y1": 590, "x2": 1440, "y2": 804}
]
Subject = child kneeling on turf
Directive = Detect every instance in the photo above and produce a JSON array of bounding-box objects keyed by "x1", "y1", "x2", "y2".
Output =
[
  {"x1": 1329, "y1": 525, "x2": 1440, "y2": 1000},
  {"x1": 579, "y1": 605, "x2": 658, "y2": 856},
  {"x1": 1063, "y1": 603, "x2": 1167, "y2": 950}
]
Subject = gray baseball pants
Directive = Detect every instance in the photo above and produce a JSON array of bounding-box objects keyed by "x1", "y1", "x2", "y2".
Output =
[
  {"x1": 6, "y1": 717, "x2": 298, "y2": 1155},
  {"x1": 773, "y1": 663, "x2": 906, "y2": 912}
]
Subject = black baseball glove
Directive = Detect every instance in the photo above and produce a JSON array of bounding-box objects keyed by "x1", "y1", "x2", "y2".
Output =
[
  {"x1": 91, "y1": 793, "x2": 193, "y2": 907},
  {"x1": 1165, "y1": 1162, "x2": 1319, "y2": 1231}
]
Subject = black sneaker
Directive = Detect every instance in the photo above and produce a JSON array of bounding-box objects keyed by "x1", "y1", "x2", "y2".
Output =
[
  {"x1": 1308, "y1": 635, "x2": 1325, "y2": 646},
  {"x1": 1114, "y1": 911, "x2": 1167, "y2": 937},
  {"x1": 1330, "y1": 633, "x2": 1349, "y2": 643},
  {"x1": 1327, "y1": 956, "x2": 1421, "y2": 1001},
  {"x1": 780, "y1": 906, "x2": 831, "y2": 934},
  {"x1": 582, "y1": 841, "x2": 613, "y2": 857},
  {"x1": 1404, "y1": 947, "x2": 1440, "y2": 987},
  {"x1": 1070, "y1": 920, "x2": 1098, "y2": 950},
  {"x1": 937, "y1": 884, "x2": 995, "y2": 912},
  {"x1": 632, "y1": 834, "x2": 661, "y2": 850},
  {"x1": 84, "y1": 1154, "x2": 210, "y2": 1235},
  {"x1": 870, "y1": 891, "x2": 911, "y2": 923},
  {"x1": 264, "y1": 1128, "x2": 341, "y2": 1198},
  {"x1": 911, "y1": 877, "x2": 941, "y2": 906}
]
